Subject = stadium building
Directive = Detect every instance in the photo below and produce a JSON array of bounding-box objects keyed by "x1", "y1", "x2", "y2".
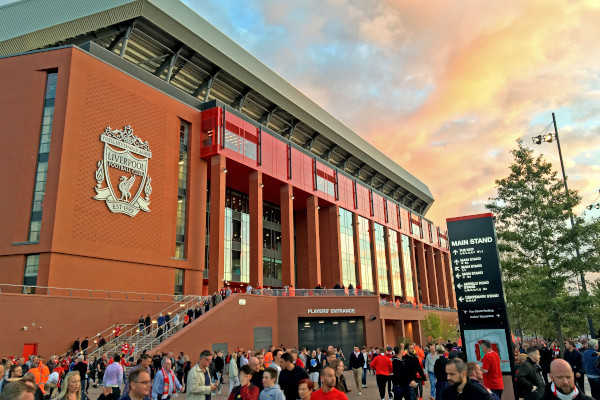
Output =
[{"x1": 0, "y1": 0, "x2": 457, "y2": 358}]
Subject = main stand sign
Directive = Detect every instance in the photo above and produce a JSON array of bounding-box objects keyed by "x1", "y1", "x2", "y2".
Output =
[{"x1": 446, "y1": 213, "x2": 515, "y2": 376}]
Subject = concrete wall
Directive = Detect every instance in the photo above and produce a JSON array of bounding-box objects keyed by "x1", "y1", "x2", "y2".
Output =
[{"x1": 0, "y1": 293, "x2": 172, "y2": 357}]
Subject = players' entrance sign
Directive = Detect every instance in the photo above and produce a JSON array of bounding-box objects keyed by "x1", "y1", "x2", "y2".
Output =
[{"x1": 446, "y1": 213, "x2": 514, "y2": 374}]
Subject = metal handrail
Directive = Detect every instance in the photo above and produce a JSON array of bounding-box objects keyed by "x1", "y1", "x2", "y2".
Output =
[
  {"x1": 245, "y1": 288, "x2": 375, "y2": 296},
  {"x1": 86, "y1": 295, "x2": 207, "y2": 359},
  {"x1": 55, "y1": 322, "x2": 135, "y2": 360},
  {"x1": 0, "y1": 283, "x2": 201, "y2": 300}
]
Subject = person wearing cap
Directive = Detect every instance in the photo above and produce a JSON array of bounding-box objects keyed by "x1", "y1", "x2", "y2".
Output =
[{"x1": 370, "y1": 346, "x2": 393, "y2": 400}]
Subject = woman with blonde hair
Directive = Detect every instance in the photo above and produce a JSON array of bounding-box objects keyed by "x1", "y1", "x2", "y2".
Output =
[{"x1": 51, "y1": 371, "x2": 81, "y2": 400}]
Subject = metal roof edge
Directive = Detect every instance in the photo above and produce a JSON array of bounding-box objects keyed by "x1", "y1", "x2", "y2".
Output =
[{"x1": 141, "y1": 1, "x2": 434, "y2": 205}]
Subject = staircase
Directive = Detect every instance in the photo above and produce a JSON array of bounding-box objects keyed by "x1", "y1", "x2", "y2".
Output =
[{"x1": 85, "y1": 294, "x2": 209, "y2": 360}]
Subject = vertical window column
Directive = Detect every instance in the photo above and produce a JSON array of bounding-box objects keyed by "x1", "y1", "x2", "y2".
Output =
[
  {"x1": 174, "y1": 269, "x2": 184, "y2": 296},
  {"x1": 23, "y1": 254, "x2": 40, "y2": 294},
  {"x1": 339, "y1": 208, "x2": 356, "y2": 288},
  {"x1": 357, "y1": 216, "x2": 373, "y2": 292},
  {"x1": 373, "y1": 223, "x2": 389, "y2": 295},
  {"x1": 400, "y1": 234, "x2": 415, "y2": 301},
  {"x1": 27, "y1": 72, "x2": 57, "y2": 242},
  {"x1": 175, "y1": 120, "x2": 190, "y2": 259},
  {"x1": 388, "y1": 230, "x2": 403, "y2": 298}
]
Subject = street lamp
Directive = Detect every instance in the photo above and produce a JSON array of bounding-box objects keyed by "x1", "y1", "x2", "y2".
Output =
[{"x1": 532, "y1": 112, "x2": 595, "y2": 338}]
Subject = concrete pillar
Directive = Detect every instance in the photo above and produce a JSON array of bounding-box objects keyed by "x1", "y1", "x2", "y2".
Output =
[
  {"x1": 435, "y1": 249, "x2": 449, "y2": 307},
  {"x1": 444, "y1": 252, "x2": 456, "y2": 308},
  {"x1": 185, "y1": 151, "x2": 207, "y2": 295},
  {"x1": 208, "y1": 155, "x2": 226, "y2": 293},
  {"x1": 320, "y1": 206, "x2": 342, "y2": 288},
  {"x1": 384, "y1": 227, "x2": 395, "y2": 300},
  {"x1": 249, "y1": 171, "x2": 263, "y2": 288},
  {"x1": 280, "y1": 184, "x2": 295, "y2": 287},
  {"x1": 369, "y1": 220, "x2": 380, "y2": 296},
  {"x1": 306, "y1": 196, "x2": 321, "y2": 288},
  {"x1": 414, "y1": 240, "x2": 429, "y2": 304},
  {"x1": 425, "y1": 245, "x2": 439, "y2": 305},
  {"x1": 352, "y1": 213, "x2": 363, "y2": 290}
]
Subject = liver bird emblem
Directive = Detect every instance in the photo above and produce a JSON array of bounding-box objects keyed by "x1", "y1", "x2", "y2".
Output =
[{"x1": 118, "y1": 175, "x2": 136, "y2": 201}]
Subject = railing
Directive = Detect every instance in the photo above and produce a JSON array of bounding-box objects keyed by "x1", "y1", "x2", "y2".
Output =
[
  {"x1": 86, "y1": 295, "x2": 209, "y2": 360},
  {"x1": 379, "y1": 300, "x2": 456, "y2": 312},
  {"x1": 244, "y1": 288, "x2": 376, "y2": 296},
  {"x1": 0, "y1": 283, "x2": 195, "y2": 301}
]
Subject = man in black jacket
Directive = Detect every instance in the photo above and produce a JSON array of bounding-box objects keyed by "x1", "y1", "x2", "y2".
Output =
[
  {"x1": 392, "y1": 344, "x2": 425, "y2": 400},
  {"x1": 563, "y1": 340, "x2": 584, "y2": 391},
  {"x1": 516, "y1": 347, "x2": 545, "y2": 400},
  {"x1": 349, "y1": 346, "x2": 365, "y2": 395},
  {"x1": 278, "y1": 352, "x2": 308, "y2": 400},
  {"x1": 440, "y1": 358, "x2": 493, "y2": 400},
  {"x1": 543, "y1": 359, "x2": 593, "y2": 400}
]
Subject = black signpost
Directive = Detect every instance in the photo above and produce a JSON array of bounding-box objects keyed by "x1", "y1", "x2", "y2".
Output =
[{"x1": 446, "y1": 213, "x2": 515, "y2": 382}]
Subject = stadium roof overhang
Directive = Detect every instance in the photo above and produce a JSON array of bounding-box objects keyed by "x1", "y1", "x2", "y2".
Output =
[{"x1": 0, "y1": 0, "x2": 434, "y2": 215}]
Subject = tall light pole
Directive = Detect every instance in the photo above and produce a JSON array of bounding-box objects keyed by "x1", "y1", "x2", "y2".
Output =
[{"x1": 532, "y1": 112, "x2": 595, "y2": 337}]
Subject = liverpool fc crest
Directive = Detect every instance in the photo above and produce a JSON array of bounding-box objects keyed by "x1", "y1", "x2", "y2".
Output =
[{"x1": 93, "y1": 125, "x2": 153, "y2": 217}]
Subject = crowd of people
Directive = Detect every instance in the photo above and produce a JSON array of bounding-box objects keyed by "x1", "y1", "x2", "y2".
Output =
[{"x1": 2, "y1": 336, "x2": 598, "y2": 400}]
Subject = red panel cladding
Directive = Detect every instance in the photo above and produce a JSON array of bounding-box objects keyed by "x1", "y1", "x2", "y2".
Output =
[
  {"x1": 399, "y1": 208, "x2": 410, "y2": 234},
  {"x1": 200, "y1": 107, "x2": 221, "y2": 157},
  {"x1": 261, "y1": 132, "x2": 287, "y2": 181},
  {"x1": 355, "y1": 183, "x2": 370, "y2": 216},
  {"x1": 372, "y1": 192, "x2": 385, "y2": 223},
  {"x1": 388, "y1": 202, "x2": 398, "y2": 230},
  {"x1": 291, "y1": 148, "x2": 314, "y2": 192},
  {"x1": 337, "y1": 174, "x2": 354, "y2": 210}
]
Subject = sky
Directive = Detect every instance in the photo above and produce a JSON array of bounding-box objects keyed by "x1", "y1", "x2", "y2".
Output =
[
  {"x1": 4, "y1": 0, "x2": 598, "y2": 228},
  {"x1": 179, "y1": 0, "x2": 600, "y2": 228}
]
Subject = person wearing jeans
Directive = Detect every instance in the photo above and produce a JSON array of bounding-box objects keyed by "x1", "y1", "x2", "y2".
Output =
[
  {"x1": 424, "y1": 345, "x2": 439, "y2": 399},
  {"x1": 361, "y1": 348, "x2": 369, "y2": 387}
]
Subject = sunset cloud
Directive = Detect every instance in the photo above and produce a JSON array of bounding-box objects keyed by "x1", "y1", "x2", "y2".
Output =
[{"x1": 185, "y1": 0, "x2": 600, "y2": 226}]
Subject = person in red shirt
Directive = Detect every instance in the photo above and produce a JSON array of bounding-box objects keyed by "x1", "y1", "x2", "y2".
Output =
[
  {"x1": 311, "y1": 366, "x2": 348, "y2": 399},
  {"x1": 370, "y1": 346, "x2": 393, "y2": 400},
  {"x1": 480, "y1": 340, "x2": 504, "y2": 398}
]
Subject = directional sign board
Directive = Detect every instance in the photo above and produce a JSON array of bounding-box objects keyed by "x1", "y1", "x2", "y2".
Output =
[{"x1": 447, "y1": 213, "x2": 514, "y2": 374}]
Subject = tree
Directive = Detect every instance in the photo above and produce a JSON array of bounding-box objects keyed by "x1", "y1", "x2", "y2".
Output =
[
  {"x1": 486, "y1": 143, "x2": 600, "y2": 342},
  {"x1": 422, "y1": 313, "x2": 458, "y2": 342}
]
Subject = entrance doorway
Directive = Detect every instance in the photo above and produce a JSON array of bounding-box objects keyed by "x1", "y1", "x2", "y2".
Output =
[{"x1": 298, "y1": 317, "x2": 365, "y2": 365}]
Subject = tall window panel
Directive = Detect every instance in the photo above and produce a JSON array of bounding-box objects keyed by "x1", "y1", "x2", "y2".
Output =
[
  {"x1": 263, "y1": 203, "x2": 282, "y2": 287},
  {"x1": 224, "y1": 189, "x2": 250, "y2": 283},
  {"x1": 339, "y1": 208, "x2": 356, "y2": 288},
  {"x1": 23, "y1": 254, "x2": 40, "y2": 294},
  {"x1": 175, "y1": 120, "x2": 190, "y2": 259},
  {"x1": 27, "y1": 72, "x2": 57, "y2": 242},
  {"x1": 388, "y1": 229, "x2": 403, "y2": 297},
  {"x1": 357, "y1": 216, "x2": 373, "y2": 292},
  {"x1": 401, "y1": 234, "x2": 415, "y2": 300},
  {"x1": 374, "y1": 223, "x2": 389, "y2": 294},
  {"x1": 174, "y1": 269, "x2": 184, "y2": 296}
]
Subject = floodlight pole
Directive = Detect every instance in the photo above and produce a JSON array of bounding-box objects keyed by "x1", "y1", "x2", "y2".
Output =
[{"x1": 552, "y1": 112, "x2": 595, "y2": 338}]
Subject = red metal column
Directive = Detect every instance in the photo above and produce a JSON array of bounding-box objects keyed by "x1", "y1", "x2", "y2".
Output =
[
  {"x1": 435, "y1": 249, "x2": 449, "y2": 307},
  {"x1": 249, "y1": 171, "x2": 263, "y2": 288},
  {"x1": 185, "y1": 153, "x2": 207, "y2": 295},
  {"x1": 444, "y1": 252, "x2": 456, "y2": 308},
  {"x1": 320, "y1": 206, "x2": 342, "y2": 288},
  {"x1": 280, "y1": 184, "x2": 295, "y2": 287},
  {"x1": 384, "y1": 227, "x2": 395, "y2": 300},
  {"x1": 369, "y1": 220, "x2": 380, "y2": 296},
  {"x1": 414, "y1": 239, "x2": 429, "y2": 304},
  {"x1": 306, "y1": 196, "x2": 322, "y2": 288},
  {"x1": 425, "y1": 245, "x2": 439, "y2": 305},
  {"x1": 208, "y1": 155, "x2": 226, "y2": 294}
]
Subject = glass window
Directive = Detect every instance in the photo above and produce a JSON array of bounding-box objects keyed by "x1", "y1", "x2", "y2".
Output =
[
  {"x1": 358, "y1": 216, "x2": 374, "y2": 292},
  {"x1": 27, "y1": 72, "x2": 57, "y2": 242},
  {"x1": 374, "y1": 223, "x2": 389, "y2": 295},
  {"x1": 401, "y1": 234, "x2": 415, "y2": 300},
  {"x1": 174, "y1": 269, "x2": 184, "y2": 295},
  {"x1": 339, "y1": 208, "x2": 356, "y2": 288},
  {"x1": 174, "y1": 120, "x2": 190, "y2": 259},
  {"x1": 224, "y1": 190, "x2": 250, "y2": 283},
  {"x1": 23, "y1": 254, "x2": 40, "y2": 294},
  {"x1": 316, "y1": 175, "x2": 335, "y2": 197},
  {"x1": 388, "y1": 230, "x2": 403, "y2": 298}
]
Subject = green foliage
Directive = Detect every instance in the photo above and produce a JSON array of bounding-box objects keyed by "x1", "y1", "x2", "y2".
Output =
[
  {"x1": 422, "y1": 313, "x2": 458, "y2": 342},
  {"x1": 486, "y1": 143, "x2": 600, "y2": 340}
]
